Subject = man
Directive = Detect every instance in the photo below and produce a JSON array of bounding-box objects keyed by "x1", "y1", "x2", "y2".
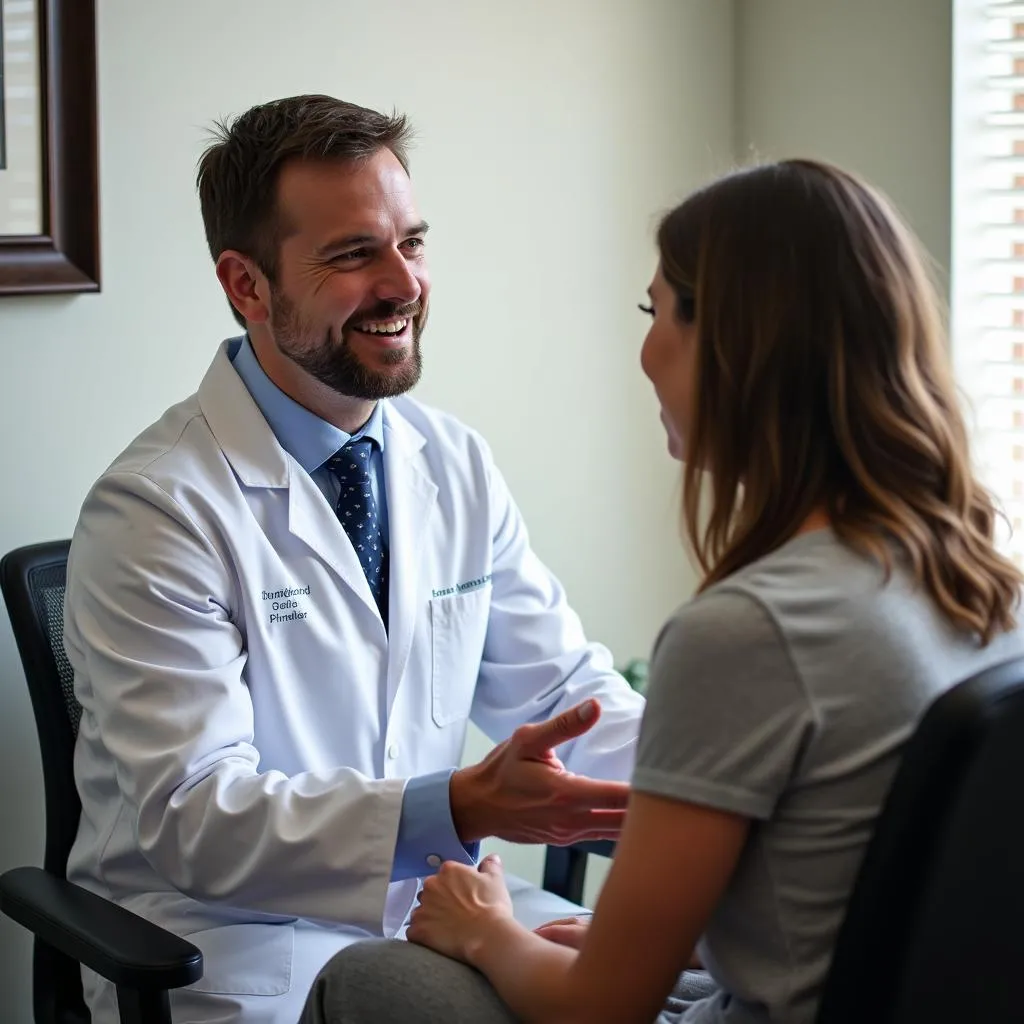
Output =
[{"x1": 64, "y1": 94, "x2": 643, "y2": 1024}]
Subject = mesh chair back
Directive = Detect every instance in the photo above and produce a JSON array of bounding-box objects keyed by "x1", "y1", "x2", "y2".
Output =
[
  {"x1": 1, "y1": 541, "x2": 80, "y2": 875},
  {"x1": 35, "y1": 562, "x2": 80, "y2": 734},
  {"x1": 1, "y1": 540, "x2": 89, "y2": 1024}
]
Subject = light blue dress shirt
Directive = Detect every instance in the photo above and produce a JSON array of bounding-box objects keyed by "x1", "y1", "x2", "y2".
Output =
[{"x1": 231, "y1": 336, "x2": 477, "y2": 881}]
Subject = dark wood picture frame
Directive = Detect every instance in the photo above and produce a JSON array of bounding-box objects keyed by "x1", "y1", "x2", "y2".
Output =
[
  {"x1": 0, "y1": 2, "x2": 8, "y2": 173},
  {"x1": 0, "y1": 0, "x2": 99, "y2": 295}
]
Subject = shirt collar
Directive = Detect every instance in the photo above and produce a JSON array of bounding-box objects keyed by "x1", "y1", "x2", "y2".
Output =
[{"x1": 230, "y1": 335, "x2": 385, "y2": 474}]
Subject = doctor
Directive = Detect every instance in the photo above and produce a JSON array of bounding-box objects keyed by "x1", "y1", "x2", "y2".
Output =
[{"x1": 63, "y1": 94, "x2": 644, "y2": 1024}]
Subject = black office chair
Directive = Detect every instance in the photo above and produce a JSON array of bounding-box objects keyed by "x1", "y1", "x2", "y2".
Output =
[
  {"x1": 0, "y1": 541, "x2": 203, "y2": 1024},
  {"x1": 815, "y1": 654, "x2": 1024, "y2": 1023},
  {"x1": 541, "y1": 839, "x2": 613, "y2": 904}
]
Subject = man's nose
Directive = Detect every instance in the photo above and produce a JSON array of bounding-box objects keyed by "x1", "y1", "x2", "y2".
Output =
[{"x1": 373, "y1": 250, "x2": 421, "y2": 306}]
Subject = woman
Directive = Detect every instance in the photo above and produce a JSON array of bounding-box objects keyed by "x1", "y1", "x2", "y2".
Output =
[{"x1": 302, "y1": 160, "x2": 1024, "y2": 1023}]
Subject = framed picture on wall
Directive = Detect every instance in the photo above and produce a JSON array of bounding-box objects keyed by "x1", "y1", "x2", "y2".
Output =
[{"x1": 0, "y1": 0, "x2": 99, "y2": 295}]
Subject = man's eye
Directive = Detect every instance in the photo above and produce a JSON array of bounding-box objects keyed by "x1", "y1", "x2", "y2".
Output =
[
  {"x1": 335, "y1": 249, "x2": 369, "y2": 262},
  {"x1": 403, "y1": 238, "x2": 426, "y2": 251},
  {"x1": 638, "y1": 303, "x2": 655, "y2": 317}
]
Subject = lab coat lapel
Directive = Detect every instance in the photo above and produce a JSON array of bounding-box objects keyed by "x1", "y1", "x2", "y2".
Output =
[
  {"x1": 197, "y1": 342, "x2": 291, "y2": 489},
  {"x1": 287, "y1": 474, "x2": 383, "y2": 626},
  {"x1": 197, "y1": 342, "x2": 382, "y2": 626},
  {"x1": 382, "y1": 403, "x2": 437, "y2": 709}
]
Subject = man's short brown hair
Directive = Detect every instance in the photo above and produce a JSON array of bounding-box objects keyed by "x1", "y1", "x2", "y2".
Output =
[{"x1": 197, "y1": 94, "x2": 413, "y2": 325}]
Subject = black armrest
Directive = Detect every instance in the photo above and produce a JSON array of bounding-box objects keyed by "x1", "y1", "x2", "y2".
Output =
[
  {"x1": 542, "y1": 840, "x2": 616, "y2": 905},
  {"x1": 0, "y1": 866, "x2": 203, "y2": 991},
  {"x1": 565, "y1": 840, "x2": 615, "y2": 859}
]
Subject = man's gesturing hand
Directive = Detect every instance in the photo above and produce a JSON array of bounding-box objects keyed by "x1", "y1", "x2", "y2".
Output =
[{"x1": 450, "y1": 698, "x2": 630, "y2": 845}]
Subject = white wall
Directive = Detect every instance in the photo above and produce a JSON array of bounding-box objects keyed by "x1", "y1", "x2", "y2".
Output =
[
  {"x1": 735, "y1": 0, "x2": 953, "y2": 276},
  {"x1": 0, "y1": 1, "x2": 733, "y2": 1018}
]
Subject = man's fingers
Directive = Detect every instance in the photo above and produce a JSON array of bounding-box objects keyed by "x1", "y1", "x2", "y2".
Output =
[
  {"x1": 554, "y1": 774, "x2": 631, "y2": 810},
  {"x1": 535, "y1": 809, "x2": 627, "y2": 845},
  {"x1": 549, "y1": 825, "x2": 625, "y2": 844},
  {"x1": 498, "y1": 814, "x2": 626, "y2": 847},
  {"x1": 567, "y1": 828, "x2": 623, "y2": 842},
  {"x1": 514, "y1": 699, "x2": 600, "y2": 757}
]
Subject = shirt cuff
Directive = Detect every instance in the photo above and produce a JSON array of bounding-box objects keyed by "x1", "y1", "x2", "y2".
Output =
[{"x1": 392, "y1": 769, "x2": 480, "y2": 881}]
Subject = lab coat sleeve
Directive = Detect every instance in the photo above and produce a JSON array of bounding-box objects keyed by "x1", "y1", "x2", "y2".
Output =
[
  {"x1": 469, "y1": 453, "x2": 645, "y2": 783},
  {"x1": 65, "y1": 470, "x2": 403, "y2": 931}
]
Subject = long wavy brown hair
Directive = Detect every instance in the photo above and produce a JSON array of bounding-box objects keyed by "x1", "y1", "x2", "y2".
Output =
[{"x1": 658, "y1": 159, "x2": 1022, "y2": 643}]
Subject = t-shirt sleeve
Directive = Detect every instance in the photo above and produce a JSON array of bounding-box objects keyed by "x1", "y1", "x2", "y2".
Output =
[{"x1": 633, "y1": 588, "x2": 815, "y2": 820}]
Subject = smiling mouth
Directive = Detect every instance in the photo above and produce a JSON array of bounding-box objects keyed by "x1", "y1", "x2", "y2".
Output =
[{"x1": 351, "y1": 316, "x2": 410, "y2": 337}]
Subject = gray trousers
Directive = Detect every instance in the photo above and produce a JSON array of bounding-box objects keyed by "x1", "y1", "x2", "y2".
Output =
[{"x1": 299, "y1": 939, "x2": 719, "y2": 1023}]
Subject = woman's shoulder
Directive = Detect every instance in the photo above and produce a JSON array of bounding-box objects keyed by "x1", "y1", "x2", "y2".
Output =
[
  {"x1": 728, "y1": 528, "x2": 880, "y2": 598},
  {"x1": 654, "y1": 583, "x2": 790, "y2": 684},
  {"x1": 654, "y1": 528, "x2": 925, "y2": 693},
  {"x1": 660, "y1": 530, "x2": 871, "y2": 648},
  {"x1": 707, "y1": 529, "x2": 891, "y2": 635}
]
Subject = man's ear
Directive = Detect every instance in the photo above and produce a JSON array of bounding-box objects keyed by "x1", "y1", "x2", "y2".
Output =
[{"x1": 216, "y1": 250, "x2": 271, "y2": 325}]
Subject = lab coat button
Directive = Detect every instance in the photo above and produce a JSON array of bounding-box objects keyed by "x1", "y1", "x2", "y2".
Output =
[
  {"x1": 387, "y1": 743, "x2": 400, "y2": 759},
  {"x1": 426, "y1": 854, "x2": 442, "y2": 868}
]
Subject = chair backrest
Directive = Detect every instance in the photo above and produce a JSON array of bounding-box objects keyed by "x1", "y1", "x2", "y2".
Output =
[
  {"x1": 1, "y1": 539, "x2": 89, "y2": 1023},
  {"x1": 817, "y1": 655, "x2": 1024, "y2": 1023}
]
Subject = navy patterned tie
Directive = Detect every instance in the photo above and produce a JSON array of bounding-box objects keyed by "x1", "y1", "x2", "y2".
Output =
[{"x1": 326, "y1": 439, "x2": 388, "y2": 624}]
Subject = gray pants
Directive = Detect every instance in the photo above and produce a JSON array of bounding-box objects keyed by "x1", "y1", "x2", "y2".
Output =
[{"x1": 299, "y1": 939, "x2": 719, "y2": 1023}]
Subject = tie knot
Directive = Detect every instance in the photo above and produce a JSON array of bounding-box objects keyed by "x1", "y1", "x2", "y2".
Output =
[{"x1": 327, "y1": 439, "x2": 375, "y2": 479}]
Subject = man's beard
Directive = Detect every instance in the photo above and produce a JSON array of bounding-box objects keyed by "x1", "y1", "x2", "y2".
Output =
[{"x1": 269, "y1": 286, "x2": 424, "y2": 401}]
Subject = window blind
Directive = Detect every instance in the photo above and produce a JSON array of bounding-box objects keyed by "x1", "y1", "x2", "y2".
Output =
[{"x1": 952, "y1": 0, "x2": 1024, "y2": 565}]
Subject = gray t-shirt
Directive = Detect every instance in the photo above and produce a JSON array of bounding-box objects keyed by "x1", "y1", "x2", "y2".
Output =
[{"x1": 634, "y1": 529, "x2": 1024, "y2": 1024}]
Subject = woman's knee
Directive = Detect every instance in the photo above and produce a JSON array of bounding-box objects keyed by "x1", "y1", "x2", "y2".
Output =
[{"x1": 301, "y1": 939, "x2": 517, "y2": 1023}]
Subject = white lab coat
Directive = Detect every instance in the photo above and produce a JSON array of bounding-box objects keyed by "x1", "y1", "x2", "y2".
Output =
[{"x1": 63, "y1": 342, "x2": 643, "y2": 1023}]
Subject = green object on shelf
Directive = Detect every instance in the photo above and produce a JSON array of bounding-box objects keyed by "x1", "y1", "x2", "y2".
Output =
[{"x1": 619, "y1": 658, "x2": 649, "y2": 693}]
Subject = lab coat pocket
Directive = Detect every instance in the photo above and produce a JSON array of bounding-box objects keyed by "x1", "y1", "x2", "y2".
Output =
[
  {"x1": 185, "y1": 922, "x2": 294, "y2": 995},
  {"x1": 430, "y1": 587, "x2": 490, "y2": 726}
]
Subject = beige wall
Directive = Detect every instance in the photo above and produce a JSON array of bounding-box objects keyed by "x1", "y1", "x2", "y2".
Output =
[
  {"x1": 735, "y1": 0, "x2": 953, "y2": 277},
  {"x1": 488, "y1": 0, "x2": 958, "y2": 912}
]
